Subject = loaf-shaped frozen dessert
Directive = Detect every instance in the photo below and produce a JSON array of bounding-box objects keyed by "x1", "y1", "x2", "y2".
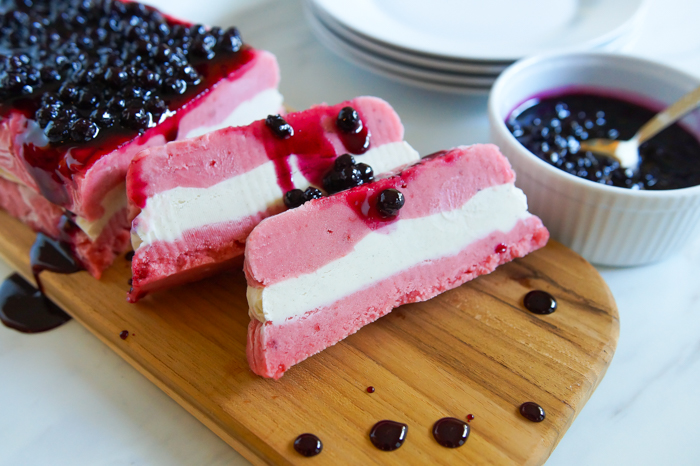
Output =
[
  {"x1": 127, "y1": 97, "x2": 420, "y2": 301},
  {"x1": 0, "y1": 0, "x2": 282, "y2": 277},
  {"x1": 244, "y1": 144, "x2": 550, "y2": 379}
]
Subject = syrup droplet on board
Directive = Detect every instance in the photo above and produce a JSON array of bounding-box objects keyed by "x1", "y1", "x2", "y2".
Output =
[
  {"x1": 466, "y1": 414, "x2": 475, "y2": 422},
  {"x1": 523, "y1": 290, "x2": 557, "y2": 315},
  {"x1": 366, "y1": 386, "x2": 375, "y2": 393},
  {"x1": 120, "y1": 330, "x2": 129, "y2": 340},
  {"x1": 432, "y1": 417, "x2": 470, "y2": 448},
  {"x1": 519, "y1": 402, "x2": 546, "y2": 422},
  {"x1": 293, "y1": 433, "x2": 323, "y2": 457},
  {"x1": 369, "y1": 420, "x2": 408, "y2": 451}
]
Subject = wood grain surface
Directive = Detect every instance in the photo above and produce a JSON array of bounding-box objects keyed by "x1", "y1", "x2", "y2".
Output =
[{"x1": 0, "y1": 208, "x2": 618, "y2": 465}]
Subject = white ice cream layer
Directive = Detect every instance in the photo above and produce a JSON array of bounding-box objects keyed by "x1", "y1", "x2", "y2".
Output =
[
  {"x1": 132, "y1": 141, "x2": 420, "y2": 249},
  {"x1": 185, "y1": 89, "x2": 284, "y2": 139},
  {"x1": 247, "y1": 183, "x2": 531, "y2": 324}
]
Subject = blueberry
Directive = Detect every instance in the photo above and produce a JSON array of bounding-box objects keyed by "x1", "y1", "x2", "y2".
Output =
[
  {"x1": 40, "y1": 66, "x2": 61, "y2": 82},
  {"x1": 334, "y1": 153, "x2": 355, "y2": 170},
  {"x1": 323, "y1": 165, "x2": 362, "y2": 194},
  {"x1": 303, "y1": 187, "x2": 323, "y2": 201},
  {"x1": 163, "y1": 77, "x2": 187, "y2": 94},
  {"x1": 356, "y1": 163, "x2": 373, "y2": 183},
  {"x1": 44, "y1": 119, "x2": 70, "y2": 142},
  {"x1": 121, "y1": 107, "x2": 152, "y2": 131},
  {"x1": 59, "y1": 83, "x2": 79, "y2": 102},
  {"x1": 377, "y1": 189, "x2": 405, "y2": 218},
  {"x1": 70, "y1": 118, "x2": 99, "y2": 142},
  {"x1": 218, "y1": 27, "x2": 242, "y2": 53},
  {"x1": 90, "y1": 108, "x2": 116, "y2": 128},
  {"x1": 265, "y1": 114, "x2": 293, "y2": 139},
  {"x1": 283, "y1": 189, "x2": 306, "y2": 209},
  {"x1": 336, "y1": 106, "x2": 362, "y2": 133}
]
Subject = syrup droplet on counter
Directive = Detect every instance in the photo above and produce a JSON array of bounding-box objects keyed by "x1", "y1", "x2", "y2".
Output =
[
  {"x1": 519, "y1": 402, "x2": 546, "y2": 422},
  {"x1": 432, "y1": 417, "x2": 470, "y2": 448},
  {"x1": 466, "y1": 414, "x2": 474, "y2": 422},
  {"x1": 293, "y1": 433, "x2": 323, "y2": 457},
  {"x1": 369, "y1": 420, "x2": 408, "y2": 451},
  {"x1": 120, "y1": 330, "x2": 129, "y2": 340},
  {"x1": 0, "y1": 273, "x2": 71, "y2": 333},
  {"x1": 366, "y1": 386, "x2": 375, "y2": 393},
  {"x1": 523, "y1": 290, "x2": 557, "y2": 315}
]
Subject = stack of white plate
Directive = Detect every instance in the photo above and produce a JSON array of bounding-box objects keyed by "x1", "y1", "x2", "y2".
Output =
[{"x1": 305, "y1": 0, "x2": 647, "y2": 94}]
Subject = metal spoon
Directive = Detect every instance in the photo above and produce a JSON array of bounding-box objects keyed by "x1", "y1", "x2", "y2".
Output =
[{"x1": 579, "y1": 84, "x2": 700, "y2": 170}]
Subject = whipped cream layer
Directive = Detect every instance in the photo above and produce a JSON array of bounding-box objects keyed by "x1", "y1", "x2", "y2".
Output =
[
  {"x1": 248, "y1": 183, "x2": 531, "y2": 324},
  {"x1": 132, "y1": 141, "x2": 419, "y2": 249}
]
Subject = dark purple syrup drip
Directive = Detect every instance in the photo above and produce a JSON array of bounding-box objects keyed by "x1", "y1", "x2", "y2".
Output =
[
  {"x1": 523, "y1": 290, "x2": 557, "y2": 315},
  {"x1": 293, "y1": 433, "x2": 323, "y2": 457},
  {"x1": 466, "y1": 414, "x2": 475, "y2": 422},
  {"x1": 0, "y1": 231, "x2": 83, "y2": 334},
  {"x1": 120, "y1": 330, "x2": 129, "y2": 340},
  {"x1": 366, "y1": 386, "x2": 375, "y2": 393},
  {"x1": 29, "y1": 232, "x2": 82, "y2": 293},
  {"x1": 369, "y1": 420, "x2": 408, "y2": 451},
  {"x1": 0, "y1": 273, "x2": 71, "y2": 333},
  {"x1": 432, "y1": 417, "x2": 470, "y2": 448},
  {"x1": 125, "y1": 251, "x2": 135, "y2": 261},
  {"x1": 519, "y1": 402, "x2": 546, "y2": 422}
]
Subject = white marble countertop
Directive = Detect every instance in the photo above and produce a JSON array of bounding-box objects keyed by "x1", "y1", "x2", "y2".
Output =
[{"x1": 1, "y1": 0, "x2": 699, "y2": 464}]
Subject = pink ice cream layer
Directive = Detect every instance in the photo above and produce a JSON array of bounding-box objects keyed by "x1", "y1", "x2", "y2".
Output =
[
  {"x1": 245, "y1": 144, "x2": 515, "y2": 288},
  {"x1": 243, "y1": 145, "x2": 549, "y2": 379},
  {"x1": 247, "y1": 217, "x2": 549, "y2": 379},
  {"x1": 127, "y1": 97, "x2": 408, "y2": 302}
]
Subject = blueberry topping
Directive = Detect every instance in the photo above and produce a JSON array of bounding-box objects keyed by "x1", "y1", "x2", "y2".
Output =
[
  {"x1": 377, "y1": 189, "x2": 405, "y2": 218},
  {"x1": 69, "y1": 118, "x2": 99, "y2": 142},
  {"x1": 334, "y1": 153, "x2": 355, "y2": 170},
  {"x1": 322, "y1": 153, "x2": 374, "y2": 194},
  {"x1": 356, "y1": 163, "x2": 374, "y2": 183},
  {"x1": 265, "y1": 114, "x2": 294, "y2": 139},
  {"x1": 0, "y1": 0, "x2": 246, "y2": 148},
  {"x1": 336, "y1": 106, "x2": 362, "y2": 133},
  {"x1": 284, "y1": 187, "x2": 323, "y2": 209}
]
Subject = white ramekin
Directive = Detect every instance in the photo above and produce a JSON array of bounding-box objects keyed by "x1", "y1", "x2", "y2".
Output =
[{"x1": 488, "y1": 52, "x2": 700, "y2": 267}]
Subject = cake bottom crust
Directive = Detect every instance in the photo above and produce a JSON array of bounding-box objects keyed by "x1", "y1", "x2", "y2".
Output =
[{"x1": 246, "y1": 216, "x2": 549, "y2": 379}]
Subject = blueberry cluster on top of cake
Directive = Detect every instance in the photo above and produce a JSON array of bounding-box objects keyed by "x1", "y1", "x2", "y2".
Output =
[{"x1": 0, "y1": 0, "x2": 282, "y2": 277}]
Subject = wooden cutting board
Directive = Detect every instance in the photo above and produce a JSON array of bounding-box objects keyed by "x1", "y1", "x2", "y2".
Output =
[{"x1": 0, "y1": 208, "x2": 618, "y2": 465}]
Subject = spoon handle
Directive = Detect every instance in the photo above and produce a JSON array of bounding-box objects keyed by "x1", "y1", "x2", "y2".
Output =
[{"x1": 636, "y1": 85, "x2": 700, "y2": 144}]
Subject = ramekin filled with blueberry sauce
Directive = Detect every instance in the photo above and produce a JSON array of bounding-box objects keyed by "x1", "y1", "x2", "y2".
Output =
[{"x1": 489, "y1": 52, "x2": 700, "y2": 266}]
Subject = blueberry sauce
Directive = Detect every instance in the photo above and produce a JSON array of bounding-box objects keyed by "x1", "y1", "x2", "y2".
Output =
[
  {"x1": 523, "y1": 290, "x2": 557, "y2": 315},
  {"x1": 432, "y1": 417, "x2": 470, "y2": 448},
  {"x1": 293, "y1": 433, "x2": 323, "y2": 457},
  {"x1": 0, "y1": 273, "x2": 71, "y2": 333},
  {"x1": 519, "y1": 402, "x2": 546, "y2": 422},
  {"x1": 507, "y1": 91, "x2": 700, "y2": 190},
  {"x1": 0, "y1": 0, "x2": 254, "y2": 207},
  {"x1": 323, "y1": 154, "x2": 374, "y2": 194},
  {"x1": 376, "y1": 188, "x2": 405, "y2": 218},
  {"x1": 119, "y1": 330, "x2": 129, "y2": 340},
  {"x1": 29, "y1": 232, "x2": 83, "y2": 293},
  {"x1": 366, "y1": 386, "x2": 375, "y2": 393},
  {"x1": 369, "y1": 420, "x2": 408, "y2": 451},
  {"x1": 466, "y1": 414, "x2": 475, "y2": 422},
  {"x1": 336, "y1": 106, "x2": 370, "y2": 154},
  {"x1": 283, "y1": 187, "x2": 323, "y2": 209},
  {"x1": 265, "y1": 114, "x2": 293, "y2": 139}
]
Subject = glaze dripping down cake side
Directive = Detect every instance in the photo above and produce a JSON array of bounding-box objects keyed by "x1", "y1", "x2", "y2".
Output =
[
  {"x1": 0, "y1": 0, "x2": 283, "y2": 277},
  {"x1": 243, "y1": 144, "x2": 550, "y2": 379}
]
